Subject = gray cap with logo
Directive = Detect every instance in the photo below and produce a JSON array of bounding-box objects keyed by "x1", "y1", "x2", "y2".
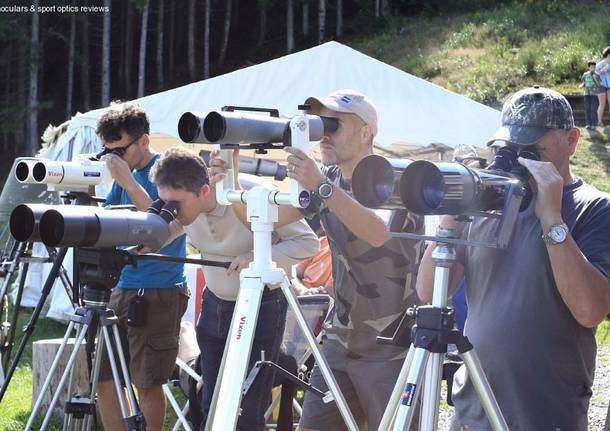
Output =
[{"x1": 487, "y1": 86, "x2": 575, "y2": 146}]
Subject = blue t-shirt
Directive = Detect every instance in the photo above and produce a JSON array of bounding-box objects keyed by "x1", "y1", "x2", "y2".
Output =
[{"x1": 103, "y1": 154, "x2": 186, "y2": 289}]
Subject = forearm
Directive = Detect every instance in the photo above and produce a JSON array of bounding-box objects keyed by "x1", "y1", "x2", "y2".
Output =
[
  {"x1": 416, "y1": 241, "x2": 464, "y2": 303},
  {"x1": 122, "y1": 178, "x2": 153, "y2": 211},
  {"x1": 324, "y1": 187, "x2": 389, "y2": 247},
  {"x1": 547, "y1": 236, "x2": 610, "y2": 327}
]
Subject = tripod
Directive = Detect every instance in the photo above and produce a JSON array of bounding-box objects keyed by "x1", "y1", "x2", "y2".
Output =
[
  {"x1": 378, "y1": 227, "x2": 508, "y2": 431},
  {"x1": 204, "y1": 193, "x2": 357, "y2": 431},
  {"x1": 26, "y1": 248, "x2": 146, "y2": 431}
]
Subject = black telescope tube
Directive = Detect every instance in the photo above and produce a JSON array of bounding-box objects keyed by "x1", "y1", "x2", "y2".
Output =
[
  {"x1": 9, "y1": 204, "x2": 48, "y2": 242},
  {"x1": 39, "y1": 208, "x2": 101, "y2": 247},
  {"x1": 178, "y1": 112, "x2": 208, "y2": 143}
]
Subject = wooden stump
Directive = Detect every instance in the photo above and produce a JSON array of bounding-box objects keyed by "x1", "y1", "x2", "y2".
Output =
[{"x1": 32, "y1": 338, "x2": 91, "y2": 418}]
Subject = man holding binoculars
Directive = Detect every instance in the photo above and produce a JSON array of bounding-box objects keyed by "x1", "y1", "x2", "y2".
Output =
[
  {"x1": 94, "y1": 103, "x2": 189, "y2": 431},
  {"x1": 214, "y1": 89, "x2": 423, "y2": 430},
  {"x1": 417, "y1": 87, "x2": 610, "y2": 430}
]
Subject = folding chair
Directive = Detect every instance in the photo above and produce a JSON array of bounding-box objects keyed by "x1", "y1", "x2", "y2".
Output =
[{"x1": 242, "y1": 293, "x2": 334, "y2": 430}]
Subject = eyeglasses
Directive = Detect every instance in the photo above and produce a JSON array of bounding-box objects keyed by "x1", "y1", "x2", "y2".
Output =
[{"x1": 98, "y1": 135, "x2": 141, "y2": 158}]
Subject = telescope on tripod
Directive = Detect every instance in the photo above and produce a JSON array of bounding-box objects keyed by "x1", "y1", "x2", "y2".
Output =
[{"x1": 347, "y1": 148, "x2": 542, "y2": 430}]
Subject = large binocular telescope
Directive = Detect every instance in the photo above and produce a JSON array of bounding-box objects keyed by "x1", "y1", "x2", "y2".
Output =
[
  {"x1": 178, "y1": 110, "x2": 338, "y2": 146},
  {"x1": 353, "y1": 146, "x2": 537, "y2": 215},
  {"x1": 9, "y1": 200, "x2": 177, "y2": 250},
  {"x1": 15, "y1": 159, "x2": 111, "y2": 188}
]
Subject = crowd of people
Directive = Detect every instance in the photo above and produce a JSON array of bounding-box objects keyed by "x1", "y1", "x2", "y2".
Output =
[{"x1": 90, "y1": 81, "x2": 610, "y2": 431}]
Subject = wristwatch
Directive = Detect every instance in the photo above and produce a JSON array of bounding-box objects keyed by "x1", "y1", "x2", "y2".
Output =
[
  {"x1": 542, "y1": 223, "x2": 569, "y2": 245},
  {"x1": 317, "y1": 180, "x2": 334, "y2": 200}
]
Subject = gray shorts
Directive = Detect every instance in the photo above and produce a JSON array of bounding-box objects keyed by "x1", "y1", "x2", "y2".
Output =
[{"x1": 299, "y1": 345, "x2": 417, "y2": 431}]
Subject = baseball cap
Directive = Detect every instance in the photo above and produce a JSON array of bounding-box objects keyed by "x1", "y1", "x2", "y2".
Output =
[
  {"x1": 304, "y1": 89, "x2": 378, "y2": 137},
  {"x1": 487, "y1": 86, "x2": 574, "y2": 146}
]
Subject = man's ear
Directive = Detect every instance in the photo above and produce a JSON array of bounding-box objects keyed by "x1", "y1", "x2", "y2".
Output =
[
  {"x1": 567, "y1": 127, "x2": 580, "y2": 156},
  {"x1": 360, "y1": 124, "x2": 373, "y2": 145},
  {"x1": 141, "y1": 133, "x2": 150, "y2": 148}
]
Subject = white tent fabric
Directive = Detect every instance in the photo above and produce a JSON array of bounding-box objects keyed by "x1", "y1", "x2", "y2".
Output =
[
  {"x1": 18, "y1": 41, "x2": 501, "y2": 322},
  {"x1": 62, "y1": 41, "x2": 500, "y2": 149}
]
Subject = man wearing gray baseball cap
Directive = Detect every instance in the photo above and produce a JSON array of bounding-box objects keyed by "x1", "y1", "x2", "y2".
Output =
[
  {"x1": 417, "y1": 86, "x2": 610, "y2": 430},
  {"x1": 284, "y1": 89, "x2": 423, "y2": 430}
]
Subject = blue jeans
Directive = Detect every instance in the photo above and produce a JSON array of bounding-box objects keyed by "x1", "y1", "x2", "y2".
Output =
[
  {"x1": 584, "y1": 94, "x2": 599, "y2": 126},
  {"x1": 196, "y1": 287, "x2": 287, "y2": 431}
]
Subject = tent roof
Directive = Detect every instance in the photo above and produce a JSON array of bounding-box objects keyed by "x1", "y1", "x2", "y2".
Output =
[{"x1": 68, "y1": 41, "x2": 500, "y2": 149}]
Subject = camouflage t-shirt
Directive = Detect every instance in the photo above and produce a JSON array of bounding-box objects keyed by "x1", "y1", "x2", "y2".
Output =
[{"x1": 303, "y1": 165, "x2": 424, "y2": 361}]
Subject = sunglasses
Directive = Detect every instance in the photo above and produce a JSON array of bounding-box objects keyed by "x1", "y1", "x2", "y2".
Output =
[{"x1": 94, "y1": 135, "x2": 141, "y2": 159}]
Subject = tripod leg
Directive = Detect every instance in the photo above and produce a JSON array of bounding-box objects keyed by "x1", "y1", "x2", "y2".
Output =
[
  {"x1": 99, "y1": 324, "x2": 135, "y2": 420},
  {"x1": 25, "y1": 320, "x2": 85, "y2": 430},
  {"x1": 378, "y1": 344, "x2": 416, "y2": 430},
  {"x1": 421, "y1": 352, "x2": 444, "y2": 431},
  {"x1": 392, "y1": 347, "x2": 430, "y2": 431},
  {"x1": 0, "y1": 246, "x2": 69, "y2": 403},
  {"x1": 83, "y1": 325, "x2": 107, "y2": 431},
  {"x1": 278, "y1": 278, "x2": 358, "y2": 431},
  {"x1": 206, "y1": 275, "x2": 265, "y2": 431},
  {"x1": 63, "y1": 323, "x2": 83, "y2": 431},
  {"x1": 460, "y1": 351, "x2": 508, "y2": 431}
]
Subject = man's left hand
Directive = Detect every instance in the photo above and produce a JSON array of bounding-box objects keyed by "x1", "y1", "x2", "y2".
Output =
[
  {"x1": 284, "y1": 147, "x2": 325, "y2": 191},
  {"x1": 226, "y1": 251, "x2": 253, "y2": 276},
  {"x1": 102, "y1": 153, "x2": 134, "y2": 189},
  {"x1": 518, "y1": 157, "x2": 564, "y2": 229}
]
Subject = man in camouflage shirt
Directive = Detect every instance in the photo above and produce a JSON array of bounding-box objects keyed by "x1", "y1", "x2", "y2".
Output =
[{"x1": 282, "y1": 89, "x2": 423, "y2": 430}]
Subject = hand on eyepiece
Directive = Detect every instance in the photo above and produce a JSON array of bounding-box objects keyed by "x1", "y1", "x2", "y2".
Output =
[
  {"x1": 102, "y1": 153, "x2": 133, "y2": 189},
  {"x1": 517, "y1": 157, "x2": 564, "y2": 230},
  {"x1": 284, "y1": 147, "x2": 325, "y2": 191}
]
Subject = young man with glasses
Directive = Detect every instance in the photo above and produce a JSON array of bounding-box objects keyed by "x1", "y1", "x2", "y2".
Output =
[{"x1": 95, "y1": 102, "x2": 189, "y2": 431}]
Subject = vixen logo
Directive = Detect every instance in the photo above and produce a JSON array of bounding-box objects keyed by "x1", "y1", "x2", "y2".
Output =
[
  {"x1": 236, "y1": 316, "x2": 246, "y2": 340},
  {"x1": 49, "y1": 171, "x2": 63, "y2": 177}
]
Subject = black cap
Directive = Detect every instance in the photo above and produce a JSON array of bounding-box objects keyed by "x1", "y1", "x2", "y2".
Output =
[{"x1": 487, "y1": 86, "x2": 574, "y2": 146}]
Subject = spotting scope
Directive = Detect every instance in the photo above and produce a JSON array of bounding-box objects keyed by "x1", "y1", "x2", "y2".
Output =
[{"x1": 9, "y1": 200, "x2": 177, "y2": 250}]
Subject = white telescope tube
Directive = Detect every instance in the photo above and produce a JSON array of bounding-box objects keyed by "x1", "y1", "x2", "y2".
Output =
[{"x1": 32, "y1": 160, "x2": 112, "y2": 187}]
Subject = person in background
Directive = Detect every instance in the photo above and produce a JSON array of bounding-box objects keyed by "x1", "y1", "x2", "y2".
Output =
[
  {"x1": 581, "y1": 60, "x2": 600, "y2": 129},
  {"x1": 596, "y1": 46, "x2": 610, "y2": 127}
]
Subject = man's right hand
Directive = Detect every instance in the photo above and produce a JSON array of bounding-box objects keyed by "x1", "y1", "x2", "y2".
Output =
[
  {"x1": 208, "y1": 149, "x2": 240, "y2": 189},
  {"x1": 102, "y1": 153, "x2": 134, "y2": 189}
]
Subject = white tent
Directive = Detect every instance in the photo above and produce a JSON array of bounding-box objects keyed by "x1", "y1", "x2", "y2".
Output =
[
  {"x1": 60, "y1": 41, "x2": 500, "y2": 150},
  {"x1": 16, "y1": 41, "x2": 501, "y2": 322}
]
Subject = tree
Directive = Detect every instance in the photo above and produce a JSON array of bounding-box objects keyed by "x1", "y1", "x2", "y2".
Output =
[
  {"x1": 168, "y1": 0, "x2": 176, "y2": 81},
  {"x1": 257, "y1": 0, "x2": 268, "y2": 47},
  {"x1": 318, "y1": 0, "x2": 325, "y2": 44},
  {"x1": 80, "y1": 13, "x2": 90, "y2": 111},
  {"x1": 217, "y1": 0, "x2": 232, "y2": 67},
  {"x1": 137, "y1": 0, "x2": 150, "y2": 98},
  {"x1": 188, "y1": 0, "x2": 196, "y2": 81},
  {"x1": 102, "y1": 0, "x2": 111, "y2": 107},
  {"x1": 122, "y1": 1, "x2": 134, "y2": 98},
  {"x1": 156, "y1": 0, "x2": 165, "y2": 91},
  {"x1": 336, "y1": 0, "x2": 343, "y2": 37},
  {"x1": 302, "y1": 0, "x2": 309, "y2": 36},
  {"x1": 28, "y1": 0, "x2": 40, "y2": 156},
  {"x1": 204, "y1": 0, "x2": 211, "y2": 78},
  {"x1": 66, "y1": 5, "x2": 76, "y2": 118},
  {"x1": 287, "y1": 0, "x2": 294, "y2": 53}
]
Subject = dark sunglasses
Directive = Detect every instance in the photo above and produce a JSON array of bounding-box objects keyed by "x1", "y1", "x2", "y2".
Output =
[{"x1": 94, "y1": 135, "x2": 141, "y2": 160}]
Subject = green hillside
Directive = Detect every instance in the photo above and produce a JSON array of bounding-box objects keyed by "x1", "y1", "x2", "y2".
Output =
[{"x1": 352, "y1": 1, "x2": 610, "y2": 105}]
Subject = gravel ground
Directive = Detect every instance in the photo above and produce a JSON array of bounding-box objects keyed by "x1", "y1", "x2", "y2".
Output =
[{"x1": 433, "y1": 342, "x2": 610, "y2": 430}]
